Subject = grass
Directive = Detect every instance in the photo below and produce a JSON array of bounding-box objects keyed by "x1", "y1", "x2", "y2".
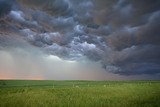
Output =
[{"x1": 0, "y1": 80, "x2": 160, "y2": 107}]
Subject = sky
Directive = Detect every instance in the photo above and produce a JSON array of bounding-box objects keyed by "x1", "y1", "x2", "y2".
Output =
[{"x1": 0, "y1": 0, "x2": 160, "y2": 80}]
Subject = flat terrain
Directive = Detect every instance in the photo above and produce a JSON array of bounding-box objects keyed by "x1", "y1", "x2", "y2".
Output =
[{"x1": 0, "y1": 80, "x2": 160, "y2": 107}]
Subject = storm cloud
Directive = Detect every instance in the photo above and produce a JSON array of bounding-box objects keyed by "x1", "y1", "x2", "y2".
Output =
[
  {"x1": 0, "y1": 0, "x2": 12, "y2": 17},
  {"x1": 0, "y1": 0, "x2": 160, "y2": 79}
]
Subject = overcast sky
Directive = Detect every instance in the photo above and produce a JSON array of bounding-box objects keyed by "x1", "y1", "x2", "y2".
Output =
[{"x1": 0, "y1": 0, "x2": 160, "y2": 80}]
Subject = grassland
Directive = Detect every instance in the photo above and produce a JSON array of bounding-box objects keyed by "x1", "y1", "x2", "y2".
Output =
[{"x1": 0, "y1": 80, "x2": 160, "y2": 107}]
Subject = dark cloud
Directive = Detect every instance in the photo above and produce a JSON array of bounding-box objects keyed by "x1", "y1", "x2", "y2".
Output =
[
  {"x1": 0, "y1": 0, "x2": 13, "y2": 17},
  {"x1": 0, "y1": 0, "x2": 160, "y2": 77},
  {"x1": 17, "y1": 0, "x2": 73, "y2": 17},
  {"x1": 103, "y1": 45, "x2": 160, "y2": 75},
  {"x1": 91, "y1": 0, "x2": 160, "y2": 31},
  {"x1": 135, "y1": 11, "x2": 160, "y2": 45}
]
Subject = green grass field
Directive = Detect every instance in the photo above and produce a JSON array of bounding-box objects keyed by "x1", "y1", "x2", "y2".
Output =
[{"x1": 0, "y1": 80, "x2": 160, "y2": 107}]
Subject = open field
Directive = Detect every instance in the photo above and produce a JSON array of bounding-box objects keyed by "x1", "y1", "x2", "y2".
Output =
[{"x1": 0, "y1": 80, "x2": 160, "y2": 107}]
